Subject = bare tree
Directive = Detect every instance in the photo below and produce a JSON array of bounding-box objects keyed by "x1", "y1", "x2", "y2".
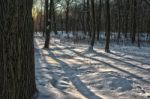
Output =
[
  {"x1": 44, "y1": 0, "x2": 50, "y2": 48},
  {"x1": 65, "y1": 0, "x2": 73, "y2": 35},
  {"x1": 44, "y1": 0, "x2": 53, "y2": 48},
  {"x1": 105, "y1": 0, "x2": 111, "y2": 52},
  {"x1": 89, "y1": 0, "x2": 96, "y2": 50}
]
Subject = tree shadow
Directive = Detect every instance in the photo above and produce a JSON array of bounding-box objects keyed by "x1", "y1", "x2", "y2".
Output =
[
  {"x1": 86, "y1": 71, "x2": 133, "y2": 92},
  {"x1": 47, "y1": 42, "x2": 150, "y2": 84},
  {"x1": 45, "y1": 49, "x2": 102, "y2": 99},
  {"x1": 50, "y1": 46, "x2": 76, "y2": 51},
  {"x1": 109, "y1": 52, "x2": 150, "y2": 66},
  {"x1": 64, "y1": 46, "x2": 150, "y2": 74},
  {"x1": 67, "y1": 49, "x2": 150, "y2": 85},
  {"x1": 115, "y1": 51, "x2": 150, "y2": 59},
  {"x1": 92, "y1": 51, "x2": 150, "y2": 73},
  {"x1": 35, "y1": 44, "x2": 74, "y2": 99},
  {"x1": 49, "y1": 43, "x2": 150, "y2": 85}
]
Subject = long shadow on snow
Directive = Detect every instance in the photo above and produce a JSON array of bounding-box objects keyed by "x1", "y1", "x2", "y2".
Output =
[
  {"x1": 55, "y1": 43, "x2": 150, "y2": 74},
  {"x1": 110, "y1": 52, "x2": 150, "y2": 66},
  {"x1": 49, "y1": 47, "x2": 106, "y2": 75},
  {"x1": 80, "y1": 48, "x2": 150, "y2": 66},
  {"x1": 35, "y1": 40, "x2": 79, "y2": 99},
  {"x1": 115, "y1": 50, "x2": 150, "y2": 59},
  {"x1": 67, "y1": 49, "x2": 150, "y2": 85},
  {"x1": 45, "y1": 49, "x2": 102, "y2": 99},
  {"x1": 92, "y1": 51, "x2": 150, "y2": 73}
]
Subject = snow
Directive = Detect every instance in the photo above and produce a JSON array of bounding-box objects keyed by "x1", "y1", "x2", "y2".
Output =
[{"x1": 34, "y1": 33, "x2": 150, "y2": 99}]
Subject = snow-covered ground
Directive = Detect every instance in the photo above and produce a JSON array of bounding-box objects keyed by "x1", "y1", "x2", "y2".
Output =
[{"x1": 34, "y1": 33, "x2": 150, "y2": 99}]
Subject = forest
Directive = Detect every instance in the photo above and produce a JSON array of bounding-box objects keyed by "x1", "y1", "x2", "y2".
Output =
[
  {"x1": 0, "y1": 0, "x2": 150, "y2": 99},
  {"x1": 33, "y1": 0, "x2": 150, "y2": 50}
]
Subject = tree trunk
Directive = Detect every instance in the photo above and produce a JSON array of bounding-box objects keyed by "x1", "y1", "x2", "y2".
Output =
[
  {"x1": 86, "y1": 0, "x2": 92, "y2": 37},
  {"x1": 97, "y1": 0, "x2": 102, "y2": 41},
  {"x1": 65, "y1": 0, "x2": 70, "y2": 35},
  {"x1": 0, "y1": 0, "x2": 36, "y2": 99},
  {"x1": 125, "y1": 0, "x2": 129, "y2": 38},
  {"x1": 105, "y1": 0, "x2": 111, "y2": 53},
  {"x1": 52, "y1": 1, "x2": 58, "y2": 35},
  {"x1": 44, "y1": 0, "x2": 50, "y2": 48},
  {"x1": 89, "y1": 0, "x2": 96, "y2": 50},
  {"x1": 132, "y1": 0, "x2": 137, "y2": 44}
]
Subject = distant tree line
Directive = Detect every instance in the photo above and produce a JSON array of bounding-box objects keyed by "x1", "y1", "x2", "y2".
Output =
[{"x1": 34, "y1": 0, "x2": 150, "y2": 51}]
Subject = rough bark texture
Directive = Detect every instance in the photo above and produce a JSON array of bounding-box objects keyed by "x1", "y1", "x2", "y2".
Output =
[{"x1": 0, "y1": 0, "x2": 36, "y2": 99}]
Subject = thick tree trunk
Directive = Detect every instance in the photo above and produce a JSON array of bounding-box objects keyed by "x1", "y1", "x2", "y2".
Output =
[{"x1": 0, "y1": 0, "x2": 36, "y2": 99}]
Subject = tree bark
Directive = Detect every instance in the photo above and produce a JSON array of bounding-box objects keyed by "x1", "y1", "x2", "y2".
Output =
[
  {"x1": 65, "y1": 0, "x2": 71, "y2": 35},
  {"x1": 44, "y1": 0, "x2": 50, "y2": 48},
  {"x1": 105, "y1": 0, "x2": 111, "y2": 53},
  {"x1": 0, "y1": 0, "x2": 36, "y2": 99},
  {"x1": 89, "y1": 0, "x2": 96, "y2": 50},
  {"x1": 132, "y1": 0, "x2": 137, "y2": 44},
  {"x1": 117, "y1": 0, "x2": 121, "y2": 43},
  {"x1": 86, "y1": 0, "x2": 92, "y2": 37},
  {"x1": 52, "y1": 0, "x2": 58, "y2": 35},
  {"x1": 96, "y1": 0, "x2": 102, "y2": 41}
]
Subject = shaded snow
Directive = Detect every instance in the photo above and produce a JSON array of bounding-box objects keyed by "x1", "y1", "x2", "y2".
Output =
[{"x1": 34, "y1": 33, "x2": 150, "y2": 99}]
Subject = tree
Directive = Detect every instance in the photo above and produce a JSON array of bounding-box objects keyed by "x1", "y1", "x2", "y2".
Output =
[
  {"x1": 0, "y1": 0, "x2": 36, "y2": 99},
  {"x1": 36, "y1": 0, "x2": 150, "y2": 46},
  {"x1": 117, "y1": 0, "x2": 121, "y2": 43},
  {"x1": 65, "y1": 0, "x2": 72, "y2": 35},
  {"x1": 96, "y1": 0, "x2": 102, "y2": 41},
  {"x1": 105, "y1": 0, "x2": 111, "y2": 53},
  {"x1": 52, "y1": 0, "x2": 58, "y2": 35},
  {"x1": 86, "y1": 0, "x2": 92, "y2": 37},
  {"x1": 44, "y1": 0, "x2": 50, "y2": 48},
  {"x1": 131, "y1": 0, "x2": 137, "y2": 43},
  {"x1": 89, "y1": 0, "x2": 96, "y2": 50}
]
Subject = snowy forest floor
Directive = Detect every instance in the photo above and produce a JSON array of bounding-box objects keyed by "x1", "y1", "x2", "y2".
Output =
[{"x1": 34, "y1": 33, "x2": 150, "y2": 99}]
